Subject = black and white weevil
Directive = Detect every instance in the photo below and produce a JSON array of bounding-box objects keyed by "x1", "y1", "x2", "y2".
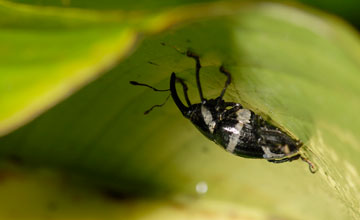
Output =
[{"x1": 131, "y1": 51, "x2": 316, "y2": 173}]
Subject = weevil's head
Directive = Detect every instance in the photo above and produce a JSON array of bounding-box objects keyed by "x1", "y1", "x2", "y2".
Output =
[{"x1": 170, "y1": 73, "x2": 225, "y2": 140}]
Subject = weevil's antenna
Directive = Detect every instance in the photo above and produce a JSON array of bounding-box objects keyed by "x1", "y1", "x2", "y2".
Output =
[
  {"x1": 130, "y1": 81, "x2": 170, "y2": 114},
  {"x1": 144, "y1": 94, "x2": 171, "y2": 115},
  {"x1": 130, "y1": 81, "x2": 170, "y2": 92}
]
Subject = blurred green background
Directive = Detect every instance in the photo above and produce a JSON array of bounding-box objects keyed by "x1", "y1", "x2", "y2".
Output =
[{"x1": 0, "y1": 0, "x2": 360, "y2": 219}]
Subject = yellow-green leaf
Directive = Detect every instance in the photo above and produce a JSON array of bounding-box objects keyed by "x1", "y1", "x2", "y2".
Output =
[{"x1": 1, "y1": 1, "x2": 360, "y2": 220}]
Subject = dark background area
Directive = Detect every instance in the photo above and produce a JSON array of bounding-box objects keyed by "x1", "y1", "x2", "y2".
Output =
[
  {"x1": 7, "y1": 0, "x2": 360, "y2": 30},
  {"x1": 298, "y1": 0, "x2": 360, "y2": 30}
]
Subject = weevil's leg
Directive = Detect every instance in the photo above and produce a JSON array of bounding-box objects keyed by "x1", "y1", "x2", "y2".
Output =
[
  {"x1": 186, "y1": 50, "x2": 205, "y2": 102},
  {"x1": 223, "y1": 102, "x2": 241, "y2": 113},
  {"x1": 267, "y1": 154, "x2": 301, "y2": 163},
  {"x1": 176, "y1": 77, "x2": 192, "y2": 106},
  {"x1": 218, "y1": 66, "x2": 232, "y2": 100},
  {"x1": 267, "y1": 158, "x2": 290, "y2": 163},
  {"x1": 219, "y1": 102, "x2": 242, "y2": 119},
  {"x1": 170, "y1": 73, "x2": 190, "y2": 118},
  {"x1": 224, "y1": 102, "x2": 242, "y2": 108},
  {"x1": 130, "y1": 81, "x2": 170, "y2": 92},
  {"x1": 301, "y1": 156, "x2": 317, "y2": 174}
]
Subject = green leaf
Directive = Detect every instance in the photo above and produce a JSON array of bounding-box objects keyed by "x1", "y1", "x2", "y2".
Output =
[
  {"x1": 0, "y1": 0, "x2": 250, "y2": 136},
  {"x1": 0, "y1": 1, "x2": 141, "y2": 136},
  {"x1": 4, "y1": 0, "x2": 218, "y2": 10},
  {"x1": 1, "y1": 1, "x2": 360, "y2": 219},
  {"x1": 298, "y1": 0, "x2": 360, "y2": 29}
]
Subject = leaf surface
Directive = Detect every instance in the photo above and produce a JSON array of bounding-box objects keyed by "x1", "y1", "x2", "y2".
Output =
[{"x1": 1, "y1": 1, "x2": 360, "y2": 219}]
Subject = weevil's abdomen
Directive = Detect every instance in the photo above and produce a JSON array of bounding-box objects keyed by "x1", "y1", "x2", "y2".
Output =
[{"x1": 212, "y1": 108, "x2": 301, "y2": 160}]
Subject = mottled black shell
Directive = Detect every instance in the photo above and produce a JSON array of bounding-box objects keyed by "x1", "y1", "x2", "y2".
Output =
[{"x1": 183, "y1": 98, "x2": 301, "y2": 161}]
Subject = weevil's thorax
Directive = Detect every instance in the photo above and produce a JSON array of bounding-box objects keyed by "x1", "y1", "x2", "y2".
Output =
[{"x1": 214, "y1": 110, "x2": 302, "y2": 160}]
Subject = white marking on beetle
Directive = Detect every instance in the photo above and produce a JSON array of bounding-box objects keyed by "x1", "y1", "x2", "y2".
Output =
[
  {"x1": 227, "y1": 123, "x2": 243, "y2": 153},
  {"x1": 262, "y1": 146, "x2": 285, "y2": 159},
  {"x1": 226, "y1": 109, "x2": 252, "y2": 153},
  {"x1": 283, "y1": 144, "x2": 290, "y2": 154},
  {"x1": 201, "y1": 105, "x2": 216, "y2": 133},
  {"x1": 223, "y1": 126, "x2": 239, "y2": 134},
  {"x1": 237, "y1": 108, "x2": 251, "y2": 124}
]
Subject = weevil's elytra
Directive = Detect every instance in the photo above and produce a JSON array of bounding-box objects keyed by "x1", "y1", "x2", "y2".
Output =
[{"x1": 131, "y1": 50, "x2": 316, "y2": 173}]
